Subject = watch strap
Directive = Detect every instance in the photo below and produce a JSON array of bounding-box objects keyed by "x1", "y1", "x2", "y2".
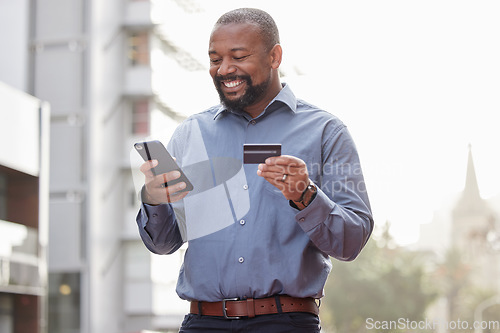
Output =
[{"x1": 291, "y1": 181, "x2": 317, "y2": 210}]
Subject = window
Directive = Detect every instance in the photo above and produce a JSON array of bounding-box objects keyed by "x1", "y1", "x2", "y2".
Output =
[
  {"x1": 131, "y1": 99, "x2": 150, "y2": 136},
  {"x1": 48, "y1": 273, "x2": 80, "y2": 333},
  {"x1": 0, "y1": 174, "x2": 6, "y2": 221},
  {"x1": 0, "y1": 294, "x2": 13, "y2": 333},
  {"x1": 128, "y1": 32, "x2": 150, "y2": 66}
]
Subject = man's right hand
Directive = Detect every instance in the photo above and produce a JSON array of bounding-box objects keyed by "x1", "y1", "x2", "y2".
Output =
[{"x1": 139, "y1": 159, "x2": 190, "y2": 205}]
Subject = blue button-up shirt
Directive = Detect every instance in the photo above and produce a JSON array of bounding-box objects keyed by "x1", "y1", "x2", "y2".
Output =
[{"x1": 136, "y1": 83, "x2": 373, "y2": 302}]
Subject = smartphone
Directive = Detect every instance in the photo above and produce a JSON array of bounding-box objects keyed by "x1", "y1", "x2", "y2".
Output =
[{"x1": 134, "y1": 140, "x2": 193, "y2": 192}]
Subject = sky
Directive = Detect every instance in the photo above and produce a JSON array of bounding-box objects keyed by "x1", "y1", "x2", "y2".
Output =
[{"x1": 158, "y1": 0, "x2": 500, "y2": 245}]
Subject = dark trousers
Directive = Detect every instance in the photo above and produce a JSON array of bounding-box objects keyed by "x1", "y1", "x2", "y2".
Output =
[{"x1": 179, "y1": 312, "x2": 321, "y2": 332}]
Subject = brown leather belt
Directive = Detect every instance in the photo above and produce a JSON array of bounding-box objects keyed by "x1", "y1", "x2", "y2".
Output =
[{"x1": 190, "y1": 295, "x2": 319, "y2": 319}]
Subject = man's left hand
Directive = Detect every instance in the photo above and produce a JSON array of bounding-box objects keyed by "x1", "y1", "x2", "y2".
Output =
[{"x1": 257, "y1": 155, "x2": 310, "y2": 201}]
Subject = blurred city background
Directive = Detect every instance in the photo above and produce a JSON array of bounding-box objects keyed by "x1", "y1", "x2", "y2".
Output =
[{"x1": 0, "y1": 0, "x2": 499, "y2": 332}]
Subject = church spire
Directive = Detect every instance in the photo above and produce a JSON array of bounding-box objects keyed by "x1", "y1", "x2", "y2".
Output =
[
  {"x1": 454, "y1": 144, "x2": 485, "y2": 215},
  {"x1": 463, "y1": 144, "x2": 481, "y2": 200}
]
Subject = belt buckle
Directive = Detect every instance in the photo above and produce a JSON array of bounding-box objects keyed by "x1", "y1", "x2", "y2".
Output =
[{"x1": 222, "y1": 298, "x2": 241, "y2": 319}]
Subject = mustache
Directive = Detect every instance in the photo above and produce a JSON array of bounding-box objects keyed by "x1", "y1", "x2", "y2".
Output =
[{"x1": 214, "y1": 74, "x2": 251, "y2": 84}]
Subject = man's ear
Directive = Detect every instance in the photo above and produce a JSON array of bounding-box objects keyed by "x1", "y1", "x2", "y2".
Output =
[{"x1": 269, "y1": 44, "x2": 283, "y2": 69}]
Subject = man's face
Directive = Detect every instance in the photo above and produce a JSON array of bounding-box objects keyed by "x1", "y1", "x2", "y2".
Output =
[{"x1": 208, "y1": 23, "x2": 273, "y2": 111}]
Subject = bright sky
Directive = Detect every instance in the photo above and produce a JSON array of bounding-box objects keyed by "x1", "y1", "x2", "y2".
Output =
[{"x1": 160, "y1": 0, "x2": 500, "y2": 245}]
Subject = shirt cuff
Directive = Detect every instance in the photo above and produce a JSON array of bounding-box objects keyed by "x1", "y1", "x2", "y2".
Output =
[
  {"x1": 294, "y1": 187, "x2": 334, "y2": 233},
  {"x1": 140, "y1": 202, "x2": 172, "y2": 228}
]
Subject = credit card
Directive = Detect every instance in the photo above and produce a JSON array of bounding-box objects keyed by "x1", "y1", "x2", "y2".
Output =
[{"x1": 243, "y1": 144, "x2": 281, "y2": 164}]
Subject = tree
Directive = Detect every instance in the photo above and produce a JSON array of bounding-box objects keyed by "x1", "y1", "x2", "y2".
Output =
[
  {"x1": 433, "y1": 247, "x2": 498, "y2": 333},
  {"x1": 321, "y1": 222, "x2": 437, "y2": 333}
]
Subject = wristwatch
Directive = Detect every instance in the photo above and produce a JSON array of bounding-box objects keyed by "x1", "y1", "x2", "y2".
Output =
[{"x1": 291, "y1": 181, "x2": 317, "y2": 210}]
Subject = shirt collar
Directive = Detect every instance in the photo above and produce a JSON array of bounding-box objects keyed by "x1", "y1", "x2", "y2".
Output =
[{"x1": 213, "y1": 83, "x2": 297, "y2": 120}]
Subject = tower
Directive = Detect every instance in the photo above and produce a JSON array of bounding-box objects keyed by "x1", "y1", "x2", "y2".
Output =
[{"x1": 451, "y1": 145, "x2": 498, "y2": 291}]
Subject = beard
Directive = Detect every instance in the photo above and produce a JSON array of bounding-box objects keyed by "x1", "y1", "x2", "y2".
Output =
[{"x1": 214, "y1": 74, "x2": 271, "y2": 111}]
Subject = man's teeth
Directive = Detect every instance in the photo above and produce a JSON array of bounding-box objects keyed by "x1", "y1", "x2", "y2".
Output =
[{"x1": 223, "y1": 80, "x2": 244, "y2": 88}]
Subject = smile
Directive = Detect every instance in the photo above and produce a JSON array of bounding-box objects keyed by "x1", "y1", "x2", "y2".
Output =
[{"x1": 223, "y1": 80, "x2": 245, "y2": 88}]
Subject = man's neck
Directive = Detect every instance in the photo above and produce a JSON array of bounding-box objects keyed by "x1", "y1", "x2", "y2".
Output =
[{"x1": 244, "y1": 80, "x2": 283, "y2": 118}]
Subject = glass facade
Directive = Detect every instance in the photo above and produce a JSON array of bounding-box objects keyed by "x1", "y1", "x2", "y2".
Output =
[
  {"x1": 0, "y1": 174, "x2": 6, "y2": 221},
  {"x1": 0, "y1": 219, "x2": 41, "y2": 292},
  {"x1": 0, "y1": 77, "x2": 49, "y2": 333},
  {"x1": 48, "y1": 273, "x2": 80, "y2": 333},
  {"x1": 0, "y1": 294, "x2": 13, "y2": 333},
  {"x1": 128, "y1": 31, "x2": 151, "y2": 66},
  {"x1": 132, "y1": 99, "x2": 150, "y2": 136}
]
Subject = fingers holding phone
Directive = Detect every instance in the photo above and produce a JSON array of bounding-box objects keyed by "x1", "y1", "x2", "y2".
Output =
[
  {"x1": 140, "y1": 160, "x2": 190, "y2": 205},
  {"x1": 135, "y1": 140, "x2": 194, "y2": 205}
]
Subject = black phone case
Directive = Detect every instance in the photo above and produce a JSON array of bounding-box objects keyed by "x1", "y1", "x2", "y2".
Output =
[{"x1": 134, "y1": 140, "x2": 193, "y2": 192}]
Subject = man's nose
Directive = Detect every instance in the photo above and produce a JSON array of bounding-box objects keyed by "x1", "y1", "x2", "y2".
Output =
[{"x1": 217, "y1": 59, "x2": 236, "y2": 76}]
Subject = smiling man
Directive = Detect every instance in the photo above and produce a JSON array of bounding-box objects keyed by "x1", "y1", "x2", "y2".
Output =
[
  {"x1": 136, "y1": 8, "x2": 373, "y2": 332},
  {"x1": 209, "y1": 16, "x2": 281, "y2": 117}
]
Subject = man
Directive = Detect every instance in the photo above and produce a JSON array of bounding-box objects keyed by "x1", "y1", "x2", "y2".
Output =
[{"x1": 137, "y1": 8, "x2": 373, "y2": 332}]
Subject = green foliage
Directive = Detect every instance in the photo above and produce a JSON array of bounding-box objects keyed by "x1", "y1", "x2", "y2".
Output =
[
  {"x1": 321, "y1": 223, "x2": 438, "y2": 333},
  {"x1": 433, "y1": 247, "x2": 498, "y2": 332}
]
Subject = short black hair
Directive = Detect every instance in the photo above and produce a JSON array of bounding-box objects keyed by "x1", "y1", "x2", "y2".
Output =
[{"x1": 214, "y1": 8, "x2": 280, "y2": 51}]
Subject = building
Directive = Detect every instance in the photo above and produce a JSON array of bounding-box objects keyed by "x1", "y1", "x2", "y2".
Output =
[
  {"x1": 417, "y1": 146, "x2": 500, "y2": 331},
  {"x1": 1, "y1": 0, "x2": 211, "y2": 332},
  {"x1": 0, "y1": 82, "x2": 50, "y2": 333},
  {"x1": 419, "y1": 146, "x2": 500, "y2": 289},
  {"x1": 450, "y1": 147, "x2": 499, "y2": 290}
]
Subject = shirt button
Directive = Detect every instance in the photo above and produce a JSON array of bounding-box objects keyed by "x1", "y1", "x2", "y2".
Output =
[
  {"x1": 152, "y1": 213, "x2": 158, "y2": 218},
  {"x1": 299, "y1": 217, "x2": 305, "y2": 222},
  {"x1": 250, "y1": 120, "x2": 256, "y2": 125},
  {"x1": 243, "y1": 184, "x2": 248, "y2": 190},
  {"x1": 239, "y1": 219, "x2": 246, "y2": 225},
  {"x1": 238, "y1": 257, "x2": 245, "y2": 263}
]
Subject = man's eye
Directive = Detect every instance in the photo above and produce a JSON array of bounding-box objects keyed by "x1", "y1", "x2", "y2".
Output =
[
  {"x1": 210, "y1": 58, "x2": 222, "y2": 64},
  {"x1": 234, "y1": 55, "x2": 249, "y2": 61}
]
